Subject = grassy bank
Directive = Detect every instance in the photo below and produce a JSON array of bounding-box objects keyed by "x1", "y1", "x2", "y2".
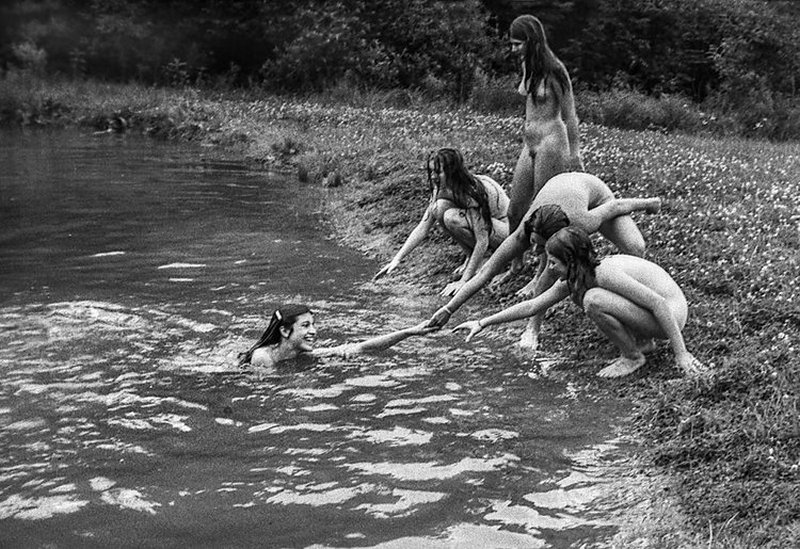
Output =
[{"x1": 2, "y1": 76, "x2": 798, "y2": 547}]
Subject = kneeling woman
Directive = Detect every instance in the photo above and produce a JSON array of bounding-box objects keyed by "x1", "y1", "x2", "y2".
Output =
[
  {"x1": 452, "y1": 227, "x2": 704, "y2": 378},
  {"x1": 375, "y1": 148, "x2": 510, "y2": 297},
  {"x1": 238, "y1": 304, "x2": 433, "y2": 370}
]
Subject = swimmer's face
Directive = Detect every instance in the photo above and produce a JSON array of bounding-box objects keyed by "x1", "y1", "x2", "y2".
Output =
[
  {"x1": 285, "y1": 312, "x2": 316, "y2": 352},
  {"x1": 510, "y1": 38, "x2": 526, "y2": 59},
  {"x1": 546, "y1": 253, "x2": 568, "y2": 280}
]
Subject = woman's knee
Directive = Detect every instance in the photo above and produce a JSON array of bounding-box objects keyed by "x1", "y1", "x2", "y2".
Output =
[
  {"x1": 442, "y1": 208, "x2": 472, "y2": 239},
  {"x1": 623, "y1": 236, "x2": 646, "y2": 257},
  {"x1": 607, "y1": 225, "x2": 646, "y2": 256},
  {"x1": 582, "y1": 288, "x2": 609, "y2": 318}
]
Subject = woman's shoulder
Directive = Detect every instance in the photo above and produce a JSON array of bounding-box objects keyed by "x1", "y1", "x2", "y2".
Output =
[
  {"x1": 598, "y1": 255, "x2": 666, "y2": 280},
  {"x1": 475, "y1": 173, "x2": 498, "y2": 185},
  {"x1": 250, "y1": 347, "x2": 274, "y2": 368},
  {"x1": 476, "y1": 175, "x2": 508, "y2": 199}
]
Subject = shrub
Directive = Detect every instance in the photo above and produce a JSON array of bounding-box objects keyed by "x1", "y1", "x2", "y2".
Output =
[
  {"x1": 469, "y1": 74, "x2": 524, "y2": 117},
  {"x1": 576, "y1": 86, "x2": 705, "y2": 134}
]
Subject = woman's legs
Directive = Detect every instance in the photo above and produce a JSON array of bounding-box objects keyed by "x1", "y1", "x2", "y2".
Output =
[
  {"x1": 581, "y1": 197, "x2": 659, "y2": 257},
  {"x1": 582, "y1": 198, "x2": 661, "y2": 234},
  {"x1": 489, "y1": 217, "x2": 510, "y2": 250},
  {"x1": 533, "y1": 141, "x2": 571, "y2": 200},
  {"x1": 582, "y1": 287, "x2": 686, "y2": 377},
  {"x1": 597, "y1": 214, "x2": 647, "y2": 257},
  {"x1": 507, "y1": 142, "x2": 571, "y2": 278},
  {"x1": 518, "y1": 259, "x2": 559, "y2": 351},
  {"x1": 507, "y1": 146, "x2": 535, "y2": 233},
  {"x1": 441, "y1": 206, "x2": 476, "y2": 273}
]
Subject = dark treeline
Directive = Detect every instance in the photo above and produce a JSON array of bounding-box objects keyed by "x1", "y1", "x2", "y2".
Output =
[{"x1": 2, "y1": 0, "x2": 799, "y2": 131}]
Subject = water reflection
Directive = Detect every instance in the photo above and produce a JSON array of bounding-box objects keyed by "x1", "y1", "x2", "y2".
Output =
[{"x1": 0, "y1": 130, "x2": 632, "y2": 548}]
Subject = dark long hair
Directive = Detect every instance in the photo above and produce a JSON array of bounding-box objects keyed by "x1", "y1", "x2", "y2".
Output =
[
  {"x1": 427, "y1": 148, "x2": 493, "y2": 235},
  {"x1": 238, "y1": 303, "x2": 312, "y2": 365},
  {"x1": 523, "y1": 204, "x2": 571, "y2": 254},
  {"x1": 510, "y1": 15, "x2": 570, "y2": 104},
  {"x1": 545, "y1": 227, "x2": 600, "y2": 306}
]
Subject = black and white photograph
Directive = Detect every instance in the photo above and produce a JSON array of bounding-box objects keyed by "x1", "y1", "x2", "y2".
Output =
[{"x1": 1, "y1": 1, "x2": 798, "y2": 547}]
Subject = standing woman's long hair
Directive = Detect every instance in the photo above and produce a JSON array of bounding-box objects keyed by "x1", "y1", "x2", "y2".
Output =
[
  {"x1": 545, "y1": 227, "x2": 600, "y2": 306},
  {"x1": 510, "y1": 15, "x2": 570, "y2": 104},
  {"x1": 427, "y1": 148, "x2": 493, "y2": 236},
  {"x1": 238, "y1": 304, "x2": 312, "y2": 365}
]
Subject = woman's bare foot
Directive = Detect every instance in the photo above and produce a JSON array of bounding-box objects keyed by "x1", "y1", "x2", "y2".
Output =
[
  {"x1": 597, "y1": 354, "x2": 646, "y2": 378},
  {"x1": 645, "y1": 198, "x2": 661, "y2": 214},
  {"x1": 517, "y1": 328, "x2": 539, "y2": 351}
]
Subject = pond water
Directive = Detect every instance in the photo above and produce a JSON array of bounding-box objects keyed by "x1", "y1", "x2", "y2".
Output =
[{"x1": 0, "y1": 130, "x2": 633, "y2": 548}]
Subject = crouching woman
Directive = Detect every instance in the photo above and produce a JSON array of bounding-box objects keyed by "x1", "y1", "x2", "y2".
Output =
[{"x1": 452, "y1": 227, "x2": 705, "y2": 378}]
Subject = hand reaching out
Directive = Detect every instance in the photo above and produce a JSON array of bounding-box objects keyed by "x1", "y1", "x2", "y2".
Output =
[
  {"x1": 406, "y1": 320, "x2": 439, "y2": 336},
  {"x1": 374, "y1": 260, "x2": 400, "y2": 280},
  {"x1": 426, "y1": 307, "x2": 452, "y2": 329},
  {"x1": 440, "y1": 280, "x2": 464, "y2": 297},
  {"x1": 451, "y1": 320, "x2": 484, "y2": 342}
]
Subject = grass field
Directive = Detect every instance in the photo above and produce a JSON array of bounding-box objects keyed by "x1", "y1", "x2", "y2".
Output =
[{"x1": 2, "y1": 76, "x2": 799, "y2": 547}]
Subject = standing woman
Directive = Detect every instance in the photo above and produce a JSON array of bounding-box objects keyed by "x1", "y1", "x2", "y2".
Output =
[
  {"x1": 375, "y1": 148, "x2": 510, "y2": 297},
  {"x1": 508, "y1": 14, "x2": 583, "y2": 233}
]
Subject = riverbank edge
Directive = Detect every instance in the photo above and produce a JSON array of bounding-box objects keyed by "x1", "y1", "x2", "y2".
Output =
[{"x1": 3, "y1": 80, "x2": 796, "y2": 548}]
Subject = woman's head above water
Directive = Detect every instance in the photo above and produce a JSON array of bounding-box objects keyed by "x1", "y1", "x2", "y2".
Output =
[{"x1": 239, "y1": 303, "x2": 316, "y2": 365}]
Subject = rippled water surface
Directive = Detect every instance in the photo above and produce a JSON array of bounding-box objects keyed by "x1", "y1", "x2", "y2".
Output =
[{"x1": 1, "y1": 130, "x2": 632, "y2": 548}]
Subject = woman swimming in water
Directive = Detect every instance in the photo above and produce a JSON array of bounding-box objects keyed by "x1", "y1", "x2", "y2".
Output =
[
  {"x1": 428, "y1": 172, "x2": 661, "y2": 349},
  {"x1": 238, "y1": 304, "x2": 434, "y2": 370},
  {"x1": 375, "y1": 148, "x2": 510, "y2": 297},
  {"x1": 507, "y1": 15, "x2": 582, "y2": 234},
  {"x1": 453, "y1": 227, "x2": 705, "y2": 379}
]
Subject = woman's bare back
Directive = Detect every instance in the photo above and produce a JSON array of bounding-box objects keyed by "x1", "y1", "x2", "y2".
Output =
[
  {"x1": 597, "y1": 255, "x2": 686, "y2": 305},
  {"x1": 526, "y1": 172, "x2": 613, "y2": 221}
]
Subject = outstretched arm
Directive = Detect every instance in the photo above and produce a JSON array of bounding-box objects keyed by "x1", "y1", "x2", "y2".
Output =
[
  {"x1": 452, "y1": 282, "x2": 570, "y2": 341},
  {"x1": 316, "y1": 321, "x2": 436, "y2": 358},
  {"x1": 429, "y1": 227, "x2": 530, "y2": 327},
  {"x1": 375, "y1": 203, "x2": 436, "y2": 279}
]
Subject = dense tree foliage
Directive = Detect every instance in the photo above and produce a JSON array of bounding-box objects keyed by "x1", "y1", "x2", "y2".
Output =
[{"x1": 1, "y1": 0, "x2": 798, "y2": 114}]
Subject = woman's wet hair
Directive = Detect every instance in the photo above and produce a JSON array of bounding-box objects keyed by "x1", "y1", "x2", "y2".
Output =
[
  {"x1": 523, "y1": 204, "x2": 570, "y2": 253},
  {"x1": 238, "y1": 303, "x2": 312, "y2": 365},
  {"x1": 427, "y1": 148, "x2": 493, "y2": 235},
  {"x1": 545, "y1": 226, "x2": 600, "y2": 306},
  {"x1": 510, "y1": 15, "x2": 570, "y2": 102}
]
